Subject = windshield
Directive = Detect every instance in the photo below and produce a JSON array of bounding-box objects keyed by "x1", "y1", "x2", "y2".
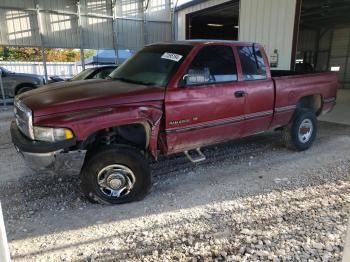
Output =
[
  {"x1": 110, "y1": 44, "x2": 193, "y2": 87},
  {"x1": 71, "y1": 68, "x2": 95, "y2": 81}
]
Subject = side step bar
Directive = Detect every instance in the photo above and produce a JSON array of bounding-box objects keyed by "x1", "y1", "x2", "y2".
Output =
[{"x1": 184, "y1": 148, "x2": 206, "y2": 163}]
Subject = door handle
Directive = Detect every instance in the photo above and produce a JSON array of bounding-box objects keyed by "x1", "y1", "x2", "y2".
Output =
[{"x1": 234, "y1": 90, "x2": 245, "y2": 98}]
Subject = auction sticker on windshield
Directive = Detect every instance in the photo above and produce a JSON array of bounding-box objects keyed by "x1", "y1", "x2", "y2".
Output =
[{"x1": 161, "y1": 52, "x2": 183, "y2": 62}]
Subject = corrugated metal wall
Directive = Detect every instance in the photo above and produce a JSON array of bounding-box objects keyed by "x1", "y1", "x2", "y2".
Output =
[
  {"x1": 316, "y1": 30, "x2": 332, "y2": 72},
  {"x1": 175, "y1": 0, "x2": 297, "y2": 70},
  {"x1": 0, "y1": 0, "x2": 172, "y2": 50},
  {"x1": 0, "y1": 0, "x2": 40, "y2": 47},
  {"x1": 239, "y1": 0, "x2": 296, "y2": 70},
  {"x1": 146, "y1": 0, "x2": 172, "y2": 44},
  {"x1": 80, "y1": 0, "x2": 114, "y2": 49},
  {"x1": 115, "y1": 0, "x2": 144, "y2": 50},
  {"x1": 298, "y1": 27, "x2": 350, "y2": 89},
  {"x1": 115, "y1": 0, "x2": 172, "y2": 50},
  {"x1": 329, "y1": 28, "x2": 350, "y2": 89},
  {"x1": 298, "y1": 30, "x2": 317, "y2": 53}
]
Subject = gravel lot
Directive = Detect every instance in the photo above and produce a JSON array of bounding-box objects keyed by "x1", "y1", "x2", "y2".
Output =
[{"x1": 0, "y1": 107, "x2": 349, "y2": 261}]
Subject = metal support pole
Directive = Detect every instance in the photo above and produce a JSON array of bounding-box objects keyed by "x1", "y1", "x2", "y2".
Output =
[
  {"x1": 314, "y1": 29, "x2": 321, "y2": 70},
  {"x1": 40, "y1": 47, "x2": 48, "y2": 83},
  {"x1": 36, "y1": 4, "x2": 48, "y2": 83},
  {"x1": 112, "y1": 0, "x2": 120, "y2": 65},
  {"x1": 290, "y1": 0, "x2": 302, "y2": 71},
  {"x1": 0, "y1": 202, "x2": 11, "y2": 262},
  {"x1": 77, "y1": 2, "x2": 85, "y2": 70},
  {"x1": 142, "y1": 0, "x2": 148, "y2": 47},
  {"x1": 172, "y1": 0, "x2": 179, "y2": 41},
  {"x1": 80, "y1": 48, "x2": 85, "y2": 70},
  {"x1": 326, "y1": 29, "x2": 334, "y2": 71},
  {"x1": 0, "y1": 69, "x2": 6, "y2": 106}
]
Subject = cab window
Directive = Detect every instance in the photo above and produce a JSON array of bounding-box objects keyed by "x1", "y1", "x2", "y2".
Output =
[
  {"x1": 237, "y1": 46, "x2": 267, "y2": 81},
  {"x1": 183, "y1": 45, "x2": 237, "y2": 86}
]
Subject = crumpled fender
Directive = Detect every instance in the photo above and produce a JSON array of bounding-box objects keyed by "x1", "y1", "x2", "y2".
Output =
[{"x1": 34, "y1": 102, "x2": 163, "y2": 158}]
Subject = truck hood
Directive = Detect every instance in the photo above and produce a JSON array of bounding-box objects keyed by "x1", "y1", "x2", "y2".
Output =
[
  {"x1": 18, "y1": 79, "x2": 165, "y2": 117},
  {"x1": 11, "y1": 72, "x2": 41, "y2": 78}
]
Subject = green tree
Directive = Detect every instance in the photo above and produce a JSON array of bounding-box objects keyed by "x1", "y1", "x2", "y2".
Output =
[{"x1": 0, "y1": 46, "x2": 82, "y2": 62}]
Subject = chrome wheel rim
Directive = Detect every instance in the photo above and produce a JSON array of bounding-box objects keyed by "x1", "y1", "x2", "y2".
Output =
[
  {"x1": 298, "y1": 119, "x2": 313, "y2": 143},
  {"x1": 97, "y1": 164, "x2": 136, "y2": 198}
]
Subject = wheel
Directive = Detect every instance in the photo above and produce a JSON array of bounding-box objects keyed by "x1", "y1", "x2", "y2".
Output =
[
  {"x1": 16, "y1": 86, "x2": 34, "y2": 95},
  {"x1": 80, "y1": 145, "x2": 151, "y2": 204},
  {"x1": 282, "y1": 109, "x2": 317, "y2": 151}
]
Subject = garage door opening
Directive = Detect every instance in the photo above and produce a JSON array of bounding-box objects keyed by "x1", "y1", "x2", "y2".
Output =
[
  {"x1": 186, "y1": 1, "x2": 240, "y2": 40},
  {"x1": 297, "y1": 0, "x2": 350, "y2": 88}
]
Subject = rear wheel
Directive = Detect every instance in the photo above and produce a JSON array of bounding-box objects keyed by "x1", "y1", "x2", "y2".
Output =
[
  {"x1": 80, "y1": 145, "x2": 151, "y2": 204},
  {"x1": 282, "y1": 109, "x2": 317, "y2": 151}
]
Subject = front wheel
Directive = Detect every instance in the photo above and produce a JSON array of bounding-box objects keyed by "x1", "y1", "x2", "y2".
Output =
[
  {"x1": 80, "y1": 145, "x2": 151, "y2": 204},
  {"x1": 282, "y1": 109, "x2": 317, "y2": 151},
  {"x1": 16, "y1": 86, "x2": 34, "y2": 95}
]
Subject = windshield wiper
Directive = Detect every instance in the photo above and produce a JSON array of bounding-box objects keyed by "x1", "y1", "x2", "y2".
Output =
[{"x1": 114, "y1": 77, "x2": 153, "y2": 86}]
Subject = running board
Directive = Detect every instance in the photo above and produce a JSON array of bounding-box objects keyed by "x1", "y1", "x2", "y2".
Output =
[{"x1": 184, "y1": 148, "x2": 206, "y2": 163}]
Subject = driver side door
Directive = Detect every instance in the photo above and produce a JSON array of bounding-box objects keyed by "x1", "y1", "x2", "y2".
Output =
[{"x1": 164, "y1": 45, "x2": 246, "y2": 154}]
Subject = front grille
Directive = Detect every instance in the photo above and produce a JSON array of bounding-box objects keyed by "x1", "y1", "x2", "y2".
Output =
[{"x1": 14, "y1": 99, "x2": 33, "y2": 139}]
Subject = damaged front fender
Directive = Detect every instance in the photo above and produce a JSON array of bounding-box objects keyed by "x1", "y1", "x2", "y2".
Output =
[{"x1": 34, "y1": 102, "x2": 163, "y2": 158}]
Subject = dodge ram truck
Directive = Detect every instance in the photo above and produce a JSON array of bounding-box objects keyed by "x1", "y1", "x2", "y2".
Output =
[{"x1": 11, "y1": 41, "x2": 338, "y2": 204}]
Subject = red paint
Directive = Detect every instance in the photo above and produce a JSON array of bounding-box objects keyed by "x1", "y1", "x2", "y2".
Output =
[{"x1": 17, "y1": 41, "x2": 338, "y2": 158}]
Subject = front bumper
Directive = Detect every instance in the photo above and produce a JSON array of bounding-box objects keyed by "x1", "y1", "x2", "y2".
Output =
[{"x1": 10, "y1": 121, "x2": 86, "y2": 172}]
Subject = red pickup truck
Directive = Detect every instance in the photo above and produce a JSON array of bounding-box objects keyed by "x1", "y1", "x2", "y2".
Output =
[{"x1": 11, "y1": 41, "x2": 338, "y2": 204}]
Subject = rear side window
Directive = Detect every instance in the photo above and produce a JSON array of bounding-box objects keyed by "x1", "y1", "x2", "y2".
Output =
[
  {"x1": 238, "y1": 46, "x2": 267, "y2": 81},
  {"x1": 184, "y1": 45, "x2": 237, "y2": 86}
]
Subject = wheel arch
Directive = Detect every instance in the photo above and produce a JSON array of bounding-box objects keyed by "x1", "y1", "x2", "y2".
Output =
[
  {"x1": 296, "y1": 94, "x2": 323, "y2": 116},
  {"x1": 15, "y1": 82, "x2": 37, "y2": 95},
  {"x1": 81, "y1": 121, "x2": 155, "y2": 156}
]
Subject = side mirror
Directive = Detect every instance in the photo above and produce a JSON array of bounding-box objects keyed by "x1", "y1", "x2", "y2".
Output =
[{"x1": 182, "y1": 68, "x2": 210, "y2": 86}]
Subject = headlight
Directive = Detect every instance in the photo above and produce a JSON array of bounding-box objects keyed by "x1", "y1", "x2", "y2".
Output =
[{"x1": 33, "y1": 126, "x2": 74, "y2": 142}]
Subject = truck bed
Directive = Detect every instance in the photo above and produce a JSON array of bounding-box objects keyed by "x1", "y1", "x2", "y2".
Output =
[{"x1": 271, "y1": 71, "x2": 338, "y2": 127}]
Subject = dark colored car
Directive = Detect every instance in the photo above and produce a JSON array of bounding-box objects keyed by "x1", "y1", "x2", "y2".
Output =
[
  {"x1": 0, "y1": 67, "x2": 45, "y2": 97},
  {"x1": 49, "y1": 66, "x2": 117, "y2": 83}
]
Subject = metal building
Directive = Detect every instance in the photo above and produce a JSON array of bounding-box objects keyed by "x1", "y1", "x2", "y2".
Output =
[
  {"x1": 298, "y1": 0, "x2": 350, "y2": 89},
  {"x1": 175, "y1": 0, "x2": 300, "y2": 70},
  {"x1": 174, "y1": 0, "x2": 350, "y2": 87},
  {"x1": 0, "y1": 0, "x2": 172, "y2": 78},
  {"x1": 1, "y1": 0, "x2": 350, "y2": 85}
]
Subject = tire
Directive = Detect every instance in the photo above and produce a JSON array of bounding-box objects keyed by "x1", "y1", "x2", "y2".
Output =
[
  {"x1": 80, "y1": 145, "x2": 151, "y2": 204},
  {"x1": 16, "y1": 86, "x2": 34, "y2": 95},
  {"x1": 282, "y1": 109, "x2": 317, "y2": 151}
]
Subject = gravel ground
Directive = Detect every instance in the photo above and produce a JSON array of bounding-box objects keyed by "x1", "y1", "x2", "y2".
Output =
[{"x1": 0, "y1": 107, "x2": 349, "y2": 261}]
